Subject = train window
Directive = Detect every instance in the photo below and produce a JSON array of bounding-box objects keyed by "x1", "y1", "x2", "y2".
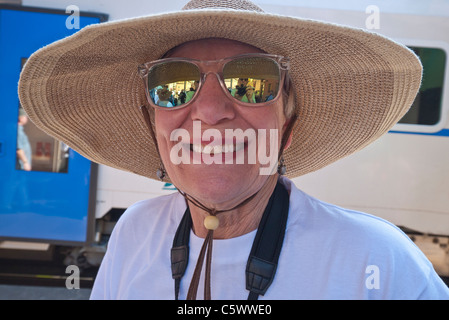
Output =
[
  {"x1": 16, "y1": 107, "x2": 69, "y2": 173},
  {"x1": 16, "y1": 58, "x2": 69, "y2": 173},
  {"x1": 398, "y1": 47, "x2": 446, "y2": 125}
]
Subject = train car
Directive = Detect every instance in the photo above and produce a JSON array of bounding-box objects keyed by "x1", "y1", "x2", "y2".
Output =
[
  {"x1": 0, "y1": 0, "x2": 448, "y2": 280},
  {"x1": 273, "y1": 1, "x2": 449, "y2": 277},
  {"x1": 0, "y1": 3, "x2": 109, "y2": 270}
]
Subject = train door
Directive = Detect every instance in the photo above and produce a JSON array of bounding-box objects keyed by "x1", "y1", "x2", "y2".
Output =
[{"x1": 0, "y1": 5, "x2": 107, "y2": 243}]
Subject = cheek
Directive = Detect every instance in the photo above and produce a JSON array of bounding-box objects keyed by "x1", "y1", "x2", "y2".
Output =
[
  {"x1": 240, "y1": 102, "x2": 286, "y2": 138},
  {"x1": 154, "y1": 109, "x2": 188, "y2": 168},
  {"x1": 237, "y1": 105, "x2": 285, "y2": 173},
  {"x1": 154, "y1": 109, "x2": 189, "y2": 141},
  {"x1": 154, "y1": 110, "x2": 171, "y2": 139}
]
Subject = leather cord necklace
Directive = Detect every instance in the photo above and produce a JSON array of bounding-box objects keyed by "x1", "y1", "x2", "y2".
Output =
[
  {"x1": 172, "y1": 180, "x2": 289, "y2": 300},
  {"x1": 176, "y1": 188, "x2": 260, "y2": 300}
]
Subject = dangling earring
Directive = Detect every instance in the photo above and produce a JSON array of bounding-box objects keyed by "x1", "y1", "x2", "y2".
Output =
[
  {"x1": 156, "y1": 162, "x2": 167, "y2": 181},
  {"x1": 277, "y1": 156, "x2": 286, "y2": 175}
]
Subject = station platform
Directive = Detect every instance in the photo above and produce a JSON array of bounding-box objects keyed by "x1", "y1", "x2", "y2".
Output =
[{"x1": 0, "y1": 284, "x2": 91, "y2": 300}]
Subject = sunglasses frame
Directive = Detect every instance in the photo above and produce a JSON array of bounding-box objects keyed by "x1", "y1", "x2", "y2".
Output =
[{"x1": 138, "y1": 53, "x2": 290, "y2": 110}]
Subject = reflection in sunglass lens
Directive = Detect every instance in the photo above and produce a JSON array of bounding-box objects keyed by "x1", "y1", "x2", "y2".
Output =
[
  {"x1": 146, "y1": 57, "x2": 281, "y2": 108},
  {"x1": 224, "y1": 57, "x2": 280, "y2": 104},
  {"x1": 147, "y1": 61, "x2": 200, "y2": 108}
]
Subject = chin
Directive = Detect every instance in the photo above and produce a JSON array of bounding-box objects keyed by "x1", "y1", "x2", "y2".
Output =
[{"x1": 173, "y1": 165, "x2": 258, "y2": 204}]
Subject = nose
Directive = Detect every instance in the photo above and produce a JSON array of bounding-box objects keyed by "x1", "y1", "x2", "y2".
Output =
[{"x1": 189, "y1": 73, "x2": 235, "y2": 126}]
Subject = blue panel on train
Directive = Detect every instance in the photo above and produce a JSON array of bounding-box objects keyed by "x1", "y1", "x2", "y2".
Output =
[{"x1": 0, "y1": 6, "x2": 106, "y2": 243}]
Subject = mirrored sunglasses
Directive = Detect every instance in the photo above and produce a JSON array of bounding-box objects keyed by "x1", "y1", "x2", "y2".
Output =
[{"x1": 138, "y1": 53, "x2": 290, "y2": 110}]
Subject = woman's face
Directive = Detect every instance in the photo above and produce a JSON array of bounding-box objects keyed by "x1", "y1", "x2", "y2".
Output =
[{"x1": 155, "y1": 38, "x2": 288, "y2": 209}]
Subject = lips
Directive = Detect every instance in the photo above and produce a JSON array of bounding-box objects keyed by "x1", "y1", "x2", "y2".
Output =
[
  {"x1": 169, "y1": 123, "x2": 278, "y2": 170},
  {"x1": 169, "y1": 121, "x2": 262, "y2": 165},
  {"x1": 189, "y1": 142, "x2": 246, "y2": 155}
]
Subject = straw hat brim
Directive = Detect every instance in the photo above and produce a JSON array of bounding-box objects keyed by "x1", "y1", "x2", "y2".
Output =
[{"x1": 18, "y1": 9, "x2": 422, "y2": 181}]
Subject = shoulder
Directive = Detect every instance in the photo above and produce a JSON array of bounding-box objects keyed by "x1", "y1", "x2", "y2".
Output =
[
  {"x1": 279, "y1": 177, "x2": 449, "y2": 299},
  {"x1": 281, "y1": 176, "x2": 419, "y2": 250},
  {"x1": 113, "y1": 191, "x2": 186, "y2": 241},
  {"x1": 90, "y1": 192, "x2": 185, "y2": 299},
  {"x1": 100, "y1": 191, "x2": 186, "y2": 265}
]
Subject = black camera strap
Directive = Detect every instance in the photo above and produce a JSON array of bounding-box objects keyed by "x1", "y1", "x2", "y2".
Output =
[{"x1": 171, "y1": 180, "x2": 290, "y2": 300}]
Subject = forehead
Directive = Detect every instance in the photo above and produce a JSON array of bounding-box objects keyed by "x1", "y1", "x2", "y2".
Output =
[{"x1": 165, "y1": 38, "x2": 265, "y2": 60}]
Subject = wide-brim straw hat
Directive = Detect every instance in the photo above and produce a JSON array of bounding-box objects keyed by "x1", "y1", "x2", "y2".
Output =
[{"x1": 18, "y1": 0, "x2": 422, "y2": 182}]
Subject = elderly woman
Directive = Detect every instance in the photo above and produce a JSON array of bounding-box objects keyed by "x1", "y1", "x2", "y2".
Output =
[{"x1": 19, "y1": 0, "x2": 449, "y2": 300}]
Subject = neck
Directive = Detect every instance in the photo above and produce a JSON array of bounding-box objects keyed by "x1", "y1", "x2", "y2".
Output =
[{"x1": 187, "y1": 174, "x2": 280, "y2": 239}]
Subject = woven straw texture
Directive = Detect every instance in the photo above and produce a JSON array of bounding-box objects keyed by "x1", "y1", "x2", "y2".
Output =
[{"x1": 18, "y1": 1, "x2": 422, "y2": 182}]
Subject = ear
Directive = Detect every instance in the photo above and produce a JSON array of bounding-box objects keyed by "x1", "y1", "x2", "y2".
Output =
[
  {"x1": 282, "y1": 117, "x2": 294, "y2": 151},
  {"x1": 284, "y1": 130, "x2": 293, "y2": 150}
]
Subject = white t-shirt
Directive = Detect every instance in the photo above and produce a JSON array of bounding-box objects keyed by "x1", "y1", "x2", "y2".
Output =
[{"x1": 90, "y1": 177, "x2": 449, "y2": 300}]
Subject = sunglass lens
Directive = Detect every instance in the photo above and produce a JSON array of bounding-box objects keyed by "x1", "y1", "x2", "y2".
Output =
[
  {"x1": 223, "y1": 57, "x2": 280, "y2": 104},
  {"x1": 147, "y1": 61, "x2": 200, "y2": 107}
]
